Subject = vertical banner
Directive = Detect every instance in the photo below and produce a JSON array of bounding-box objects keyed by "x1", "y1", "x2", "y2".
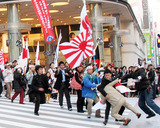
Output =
[
  {"x1": 32, "y1": 0, "x2": 55, "y2": 44},
  {"x1": 144, "y1": 31, "x2": 151, "y2": 61}
]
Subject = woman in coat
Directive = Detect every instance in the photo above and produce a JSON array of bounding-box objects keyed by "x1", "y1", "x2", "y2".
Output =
[
  {"x1": 3, "y1": 63, "x2": 13, "y2": 99},
  {"x1": 74, "y1": 66, "x2": 85, "y2": 113},
  {"x1": 11, "y1": 67, "x2": 26, "y2": 104},
  {"x1": 26, "y1": 65, "x2": 36, "y2": 102}
]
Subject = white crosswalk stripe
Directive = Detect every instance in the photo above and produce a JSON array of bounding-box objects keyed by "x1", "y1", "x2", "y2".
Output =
[{"x1": 0, "y1": 93, "x2": 137, "y2": 128}]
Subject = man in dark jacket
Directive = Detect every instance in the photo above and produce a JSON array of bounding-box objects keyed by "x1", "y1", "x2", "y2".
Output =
[
  {"x1": 54, "y1": 61, "x2": 73, "y2": 111},
  {"x1": 0, "y1": 68, "x2": 4, "y2": 97},
  {"x1": 120, "y1": 64, "x2": 160, "y2": 118},
  {"x1": 147, "y1": 64, "x2": 156, "y2": 99},
  {"x1": 32, "y1": 65, "x2": 50, "y2": 116}
]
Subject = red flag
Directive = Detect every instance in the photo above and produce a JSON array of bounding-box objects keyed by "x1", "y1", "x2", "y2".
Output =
[{"x1": 32, "y1": 0, "x2": 55, "y2": 44}]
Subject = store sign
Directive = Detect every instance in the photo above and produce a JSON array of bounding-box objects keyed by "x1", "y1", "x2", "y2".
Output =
[
  {"x1": 32, "y1": 0, "x2": 55, "y2": 44},
  {"x1": 144, "y1": 32, "x2": 151, "y2": 59}
]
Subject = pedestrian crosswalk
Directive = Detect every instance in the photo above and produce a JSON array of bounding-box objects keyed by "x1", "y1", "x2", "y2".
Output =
[{"x1": 0, "y1": 93, "x2": 138, "y2": 128}]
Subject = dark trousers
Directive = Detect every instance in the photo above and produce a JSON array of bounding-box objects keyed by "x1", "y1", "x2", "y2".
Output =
[
  {"x1": 0, "y1": 82, "x2": 2, "y2": 95},
  {"x1": 105, "y1": 100, "x2": 125, "y2": 120},
  {"x1": 12, "y1": 87, "x2": 24, "y2": 103},
  {"x1": 152, "y1": 84, "x2": 157, "y2": 99},
  {"x1": 34, "y1": 92, "x2": 45, "y2": 113},
  {"x1": 139, "y1": 89, "x2": 160, "y2": 115},
  {"x1": 77, "y1": 90, "x2": 84, "y2": 112},
  {"x1": 59, "y1": 87, "x2": 72, "y2": 109},
  {"x1": 28, "y1": 85, "x2": 35, "y2": 102}
]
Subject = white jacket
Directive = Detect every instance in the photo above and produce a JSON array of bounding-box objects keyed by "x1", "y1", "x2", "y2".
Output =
[{"x1": 3, "y1": 69, "x2": 14, "y2": 83}]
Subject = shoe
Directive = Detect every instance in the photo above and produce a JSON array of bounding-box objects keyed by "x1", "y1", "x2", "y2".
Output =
[
  {"x1": 19, "y1": 103, "x2": 25, "y2": 104},
  {"x1": 60, "y1": 106, "x2": 64, "y2": 109},
  {"x1": 11, "y1": 99, "x2": 13, "y2": 103},
  {"x1": 137, "y1": 113, "x2": 141, "y2": 119},
  {"x1": 123, "y1": 118, "x2": 131, "y2": 126},
  {"x1": 0, "y1": 95, "x2": 2, "y2": 97},
  {"x1": 68, "y1": 108, "x2": 72, "y2": 111},
  {"x1": 82, "y1": 110, "x2": 86, "y2": 112},
  {"x1": 95, "y1": 115, "x2": 103, "y2": 118},
  {"x1": 5, "y1": 95, "x2": 8, "y2": 99},
  {"x1": 103, "y1": 119, "x2": 108, "y2": 125},
  {"x1": 34, "y1": 112, "x2": 39, "y2": 116},
  {"x1": 87, "y1": 115, "x2": 91, "y2": 119},
  {"x1": 77, "y1": 111, "x2": 84, "y2": 113},
  {"x1": 146, "y1": 114, "x2": 156, "y2": 118},
  {"x1": 115, "y1": 119, "x2": 124, "y2": 122}
]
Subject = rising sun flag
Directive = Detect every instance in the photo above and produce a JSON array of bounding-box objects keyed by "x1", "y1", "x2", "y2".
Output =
[{"x1": 59, "y1": 0, "x2": 94, "y2": 69}]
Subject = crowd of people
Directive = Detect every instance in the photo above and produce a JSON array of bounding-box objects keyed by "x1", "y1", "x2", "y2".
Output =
[{"x1": 0, "y1": 60, "x2": 160, "y2": 126}]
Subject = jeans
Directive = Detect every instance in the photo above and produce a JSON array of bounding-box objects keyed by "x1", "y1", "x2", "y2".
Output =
[
  {"x1": 152, "y1": 83, "x2": 157, "y2": 99},
  {"x1": 138, "y1": 89, "x2": 160, "y2": 115}
]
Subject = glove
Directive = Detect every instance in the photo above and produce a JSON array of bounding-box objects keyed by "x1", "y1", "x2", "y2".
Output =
[{"x1": 137, "y1": 76, "x2": 142, "y2": 80}]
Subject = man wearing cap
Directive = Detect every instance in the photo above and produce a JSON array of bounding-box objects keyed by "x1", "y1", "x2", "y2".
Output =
[
  {"x1": 82, "y1": 66, "x2": 101, "y2": 118},
  {"x1": 120, "y1": 64, "x2": 160, "y2": 118}
]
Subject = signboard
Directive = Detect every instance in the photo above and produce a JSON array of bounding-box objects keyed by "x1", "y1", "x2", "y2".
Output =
[{"x1": 144, "y1": 32, "x2": 151, "y2": 59}]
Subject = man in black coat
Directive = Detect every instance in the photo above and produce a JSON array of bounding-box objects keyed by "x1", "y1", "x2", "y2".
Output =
[
  {"x1": 147, "y1": 64, "x2": 156, "y2": 99},
  {"x1": 54, "y1": 61, "x2": 73, "y2": 111},
  {"x1": 32, "y1": 65, "x2": 51, "y2": 116},
  {"x1": 120, "y1": 64, "x2": 160, "y2": 118},
  {"x1": 0, "y1": 69, "x2": 4, "y2": 97}
]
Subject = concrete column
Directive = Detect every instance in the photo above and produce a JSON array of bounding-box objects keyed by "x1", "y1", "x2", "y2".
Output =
[
  {"x1": 45, "y1": 42, "x2": 54, "y2": 70},
  {"x1": 7, "y1": 3, "x2": 20, "y2": 62},
  {"x1": 111, "y1": 14, "x2": 122, "y2": 67},
  {"x1": 89, "y1": 3, "x2": 104, "y2": 61}
]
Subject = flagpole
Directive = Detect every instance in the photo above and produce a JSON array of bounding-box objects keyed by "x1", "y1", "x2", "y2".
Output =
[
  {"x1": 81, "y1": 0, "x2": 100, "y2": 83},
  {"x1": 54, "y1": 30, "x2": 62, "y2": 68}
]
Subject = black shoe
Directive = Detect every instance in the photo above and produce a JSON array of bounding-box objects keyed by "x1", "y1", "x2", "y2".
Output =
[
  {"x1": 19, "y1": 103, "x2": 25, "y2": 104},
  {"x1": 34, "y1": 112, "x2": 39, "y2": 116},
  {"x1": 77, "y1": 111, "x2": 84, "y2": 113},
  {"x1": 11, "y1": 99, "x2": 13, "y2": 103},
  {"x1": 103, "y1": 119, "x2": 108, "y2": 125},
  {"x1": 146, "y1": 114, "x2": 156, "y2": 118}
]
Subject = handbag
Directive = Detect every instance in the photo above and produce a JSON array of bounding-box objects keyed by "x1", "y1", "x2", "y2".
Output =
[{"x1": 70, "y1": 76, "x2": 82, "y2": 90}]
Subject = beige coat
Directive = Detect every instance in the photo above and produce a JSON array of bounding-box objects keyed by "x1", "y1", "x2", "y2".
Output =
[{"x1": 101, "y1": 79, "x2": 124, "y2": 106}]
